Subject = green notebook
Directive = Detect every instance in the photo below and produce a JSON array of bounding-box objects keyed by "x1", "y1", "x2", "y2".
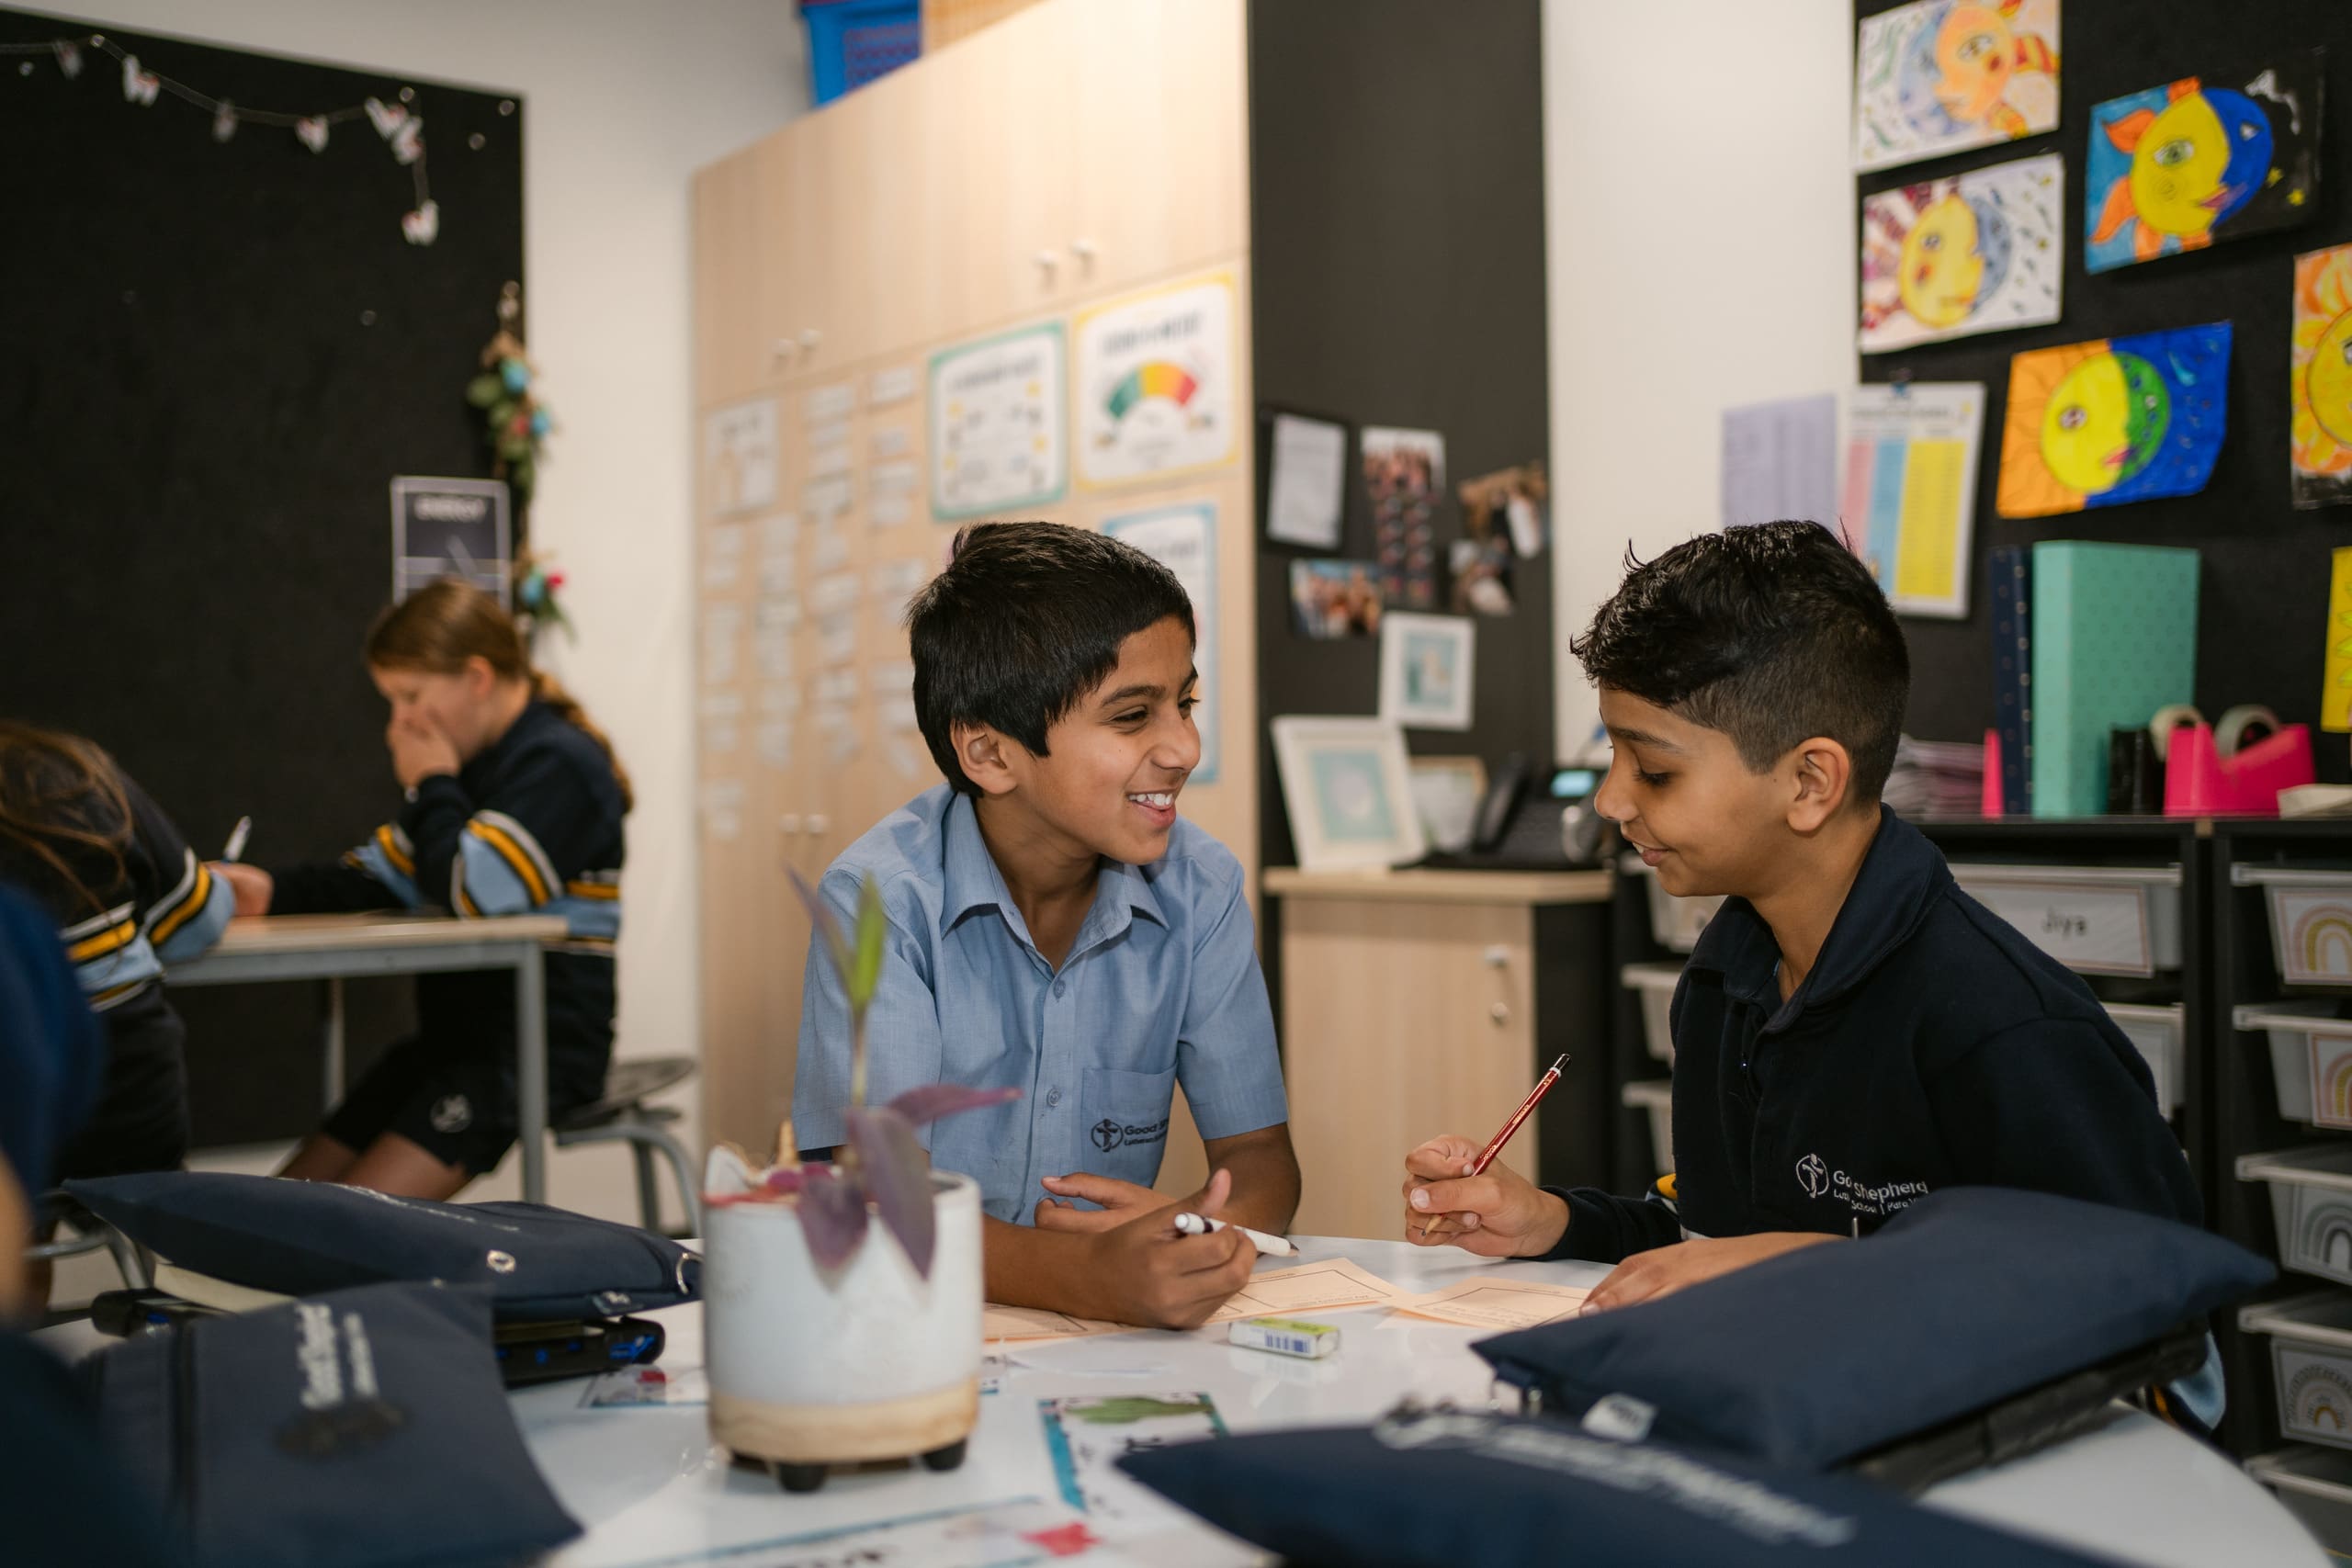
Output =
[{"x1": 2029, "y1": 542, "x2": 2199, "y2": 819}]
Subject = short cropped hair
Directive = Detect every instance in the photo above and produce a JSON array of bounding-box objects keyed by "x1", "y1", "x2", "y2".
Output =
[
  {"x1": 908, "y1": 522, "x2": 1196, "y2": 795},
  {"x1": 1570, "y1": 521, "x2": 1910, "y2": 804}
]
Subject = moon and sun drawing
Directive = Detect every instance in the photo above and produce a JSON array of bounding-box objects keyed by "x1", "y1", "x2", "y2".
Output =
[
  {"x1": 2084, "y1": 53, "x2": 2322, "y2": 274},
  {"x1": 2294, "y1": 244, "x2": 2352, "y2": 511},
  {"x1": 1996, "y1": 323, "x2": 2232, "y2": 518},
  {"x1": 1861, "y1": 153, "x2": 2064, "y2": 352}
]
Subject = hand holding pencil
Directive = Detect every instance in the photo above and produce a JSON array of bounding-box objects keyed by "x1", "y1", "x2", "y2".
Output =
[{"x1": 1403, "y1": 1055, "x2": 1573, "y2": 1258}]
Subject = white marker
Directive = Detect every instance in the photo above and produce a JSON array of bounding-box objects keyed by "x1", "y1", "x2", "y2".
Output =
[
  {"x1": 221, "y1": 816, "x2": 253, "y2": 863},
  {"x1": 1173, "y1": 1212, "x2": 1297, "y2": 1257}
]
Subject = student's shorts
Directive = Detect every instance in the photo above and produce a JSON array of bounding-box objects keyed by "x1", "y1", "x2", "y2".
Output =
[{"x1": 322, "y1": 1033, "x2": 610, "y2": 1176}]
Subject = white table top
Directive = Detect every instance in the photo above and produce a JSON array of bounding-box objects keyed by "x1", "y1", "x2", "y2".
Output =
[
  {"x1": 513, "y1": 1236, "x2": 2324, "y2": 1568},
  {"x1": 201, "y1": 911, "x2": 571, "y2": 953}
]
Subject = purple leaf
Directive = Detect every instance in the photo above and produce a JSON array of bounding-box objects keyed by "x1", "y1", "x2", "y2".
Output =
[
  {"x1": 797, "y1": 1162, "x2": 868, "y2": 1269},
  {"x1": 763, "y1": 1166, "x2": 807, "y2": 1195},
  {"x1": 845, "y1": 1105, "x2": 935, "y2": 1279},
  {"x1": 887, "y1": 1083, "x2": 1022, "y2": 1128}
]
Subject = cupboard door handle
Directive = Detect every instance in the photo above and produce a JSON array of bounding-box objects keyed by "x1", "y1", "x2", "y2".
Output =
[
  {"x1": 806, "y1": 814, "x2": 831, "y2": 837},
  {"x1": 797, "y1": 327, "x2": 821, "y2": 350},
  {"x1": 770, "y1": 338, "x2": 794, "y2": 365},
  {"x1": 1033, "y1": 250, "x2": 1058, "y2": 278},
  {"x1": 1069, "y1": 237, "x2": 1096, "y2": 265},
  {"x1": 1489, "y1": 1002, "x2": 1511, "y2": 1025},
  {"x1": 1483, "y1": 945, "x2": 1510, "y2": 969}
]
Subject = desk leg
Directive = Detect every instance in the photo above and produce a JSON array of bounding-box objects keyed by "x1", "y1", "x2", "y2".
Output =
[
  {"x1": 516, "y1": 947, "x2": 548, "y2": 1205},
  {"x1": 322, "y1": 977, "x2": 346, "y2": 1111}
]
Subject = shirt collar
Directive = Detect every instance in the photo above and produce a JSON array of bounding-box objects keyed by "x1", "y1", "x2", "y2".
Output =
[
  {"x1": 938, "y1": 792, "x2": 1170, "y2": 952},
  {"x1": 1685, "y1": 807, "x2": 1947, "y2": 1031}
]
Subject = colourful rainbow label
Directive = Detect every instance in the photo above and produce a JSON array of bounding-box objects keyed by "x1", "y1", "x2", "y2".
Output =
[
  {"x1": 2316, "y1": 1034, "x2": 2352, "y2": 1130},
  {"x1": 2287, "y1": 1357, "x2": 2352, "y2": 1437},
  {"x1": 1104, "y1": 361, "x2": 1198, "y2": 422},
  {"x1": 2292, "y1": 904, "x2": 2352, "y2": 982}
]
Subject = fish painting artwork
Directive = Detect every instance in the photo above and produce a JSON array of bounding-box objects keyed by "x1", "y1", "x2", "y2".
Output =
[
  {"x1": 1996, "y1": 323, "x2": 2233, "y2": 519},
  {"x1": 1855, "y1": 0, "x2": 2061, "y2": 173},
  {"x1": 2293, "y1": 244, "x2": 2352, "y2": 510},
  {"x1": 1861, "y1": 153, "x2": 2063, "y2": 353},
  {"x1": 2085, "y1": 53, "x2": 2323, "y2": 273}
]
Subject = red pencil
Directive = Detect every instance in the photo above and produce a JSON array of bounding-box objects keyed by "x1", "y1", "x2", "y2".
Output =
[{"x1": 1421, "y1": 1054, "x2": 1569, "y2": 1239}]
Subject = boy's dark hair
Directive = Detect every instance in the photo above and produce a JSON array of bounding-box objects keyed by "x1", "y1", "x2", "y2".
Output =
[
  {"x1": 908, "y1": 522, "x2": 1196, "y2": 795},
  {"x1": 1570, "y1": 521, "x2": 1910, "y2": 804}
]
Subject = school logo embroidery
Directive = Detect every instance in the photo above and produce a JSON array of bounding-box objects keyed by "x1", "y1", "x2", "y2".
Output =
[
  {"x1": 1091, "y1": 1117, "x2": 1170, "y2": 1153},
  {"x1": 1091, "y1": 1119, "x2": 1124, "y2": 1152},
  {"x1": 430, "y1": 1095, "x2": 472, "y2": 1134},
  {"x1": 1795, "y1": 1152, "x2": 1830, "y2": 1200}
]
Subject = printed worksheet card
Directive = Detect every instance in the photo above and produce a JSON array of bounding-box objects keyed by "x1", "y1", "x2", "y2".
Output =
[
  {"x1": 1720, "y1": 394, "x2": 1838, "y2": 530},
  {"x1": 704, "y1": 397, "x2": 779, "y2": 517},
  {"x1": 931, "y1": 322, "x2": 1067, "y2": 520},
  {"x1": 1840, "y1": 382, "x2": 1984, "y2": 618},
  {"x1": 1860, "y1": 153, "x2": 2064, "y2": 353},
  {"x1": 1393, "y1": 1277, "x2": 1591, "y2": 1330},
  {"x1": 1075, "y1": 274, "x2": 1237, "y2": 489},
  {"x1": 606, "y1": 1498, "x2": 1144, "y2": 1568},
  {"x1": 1854, "y1": 0, "x2": 2060, "y2": 172},
  {"x1": 1041, "y1": 1394, "x2": 1227, "y2": 1540},
  {"x1": 1201, "y1": 1258, "x2": 1407, "y2": 1325},
  {"x1": 1103, "y1": 503, "x2": 1220, "y2": 784}
]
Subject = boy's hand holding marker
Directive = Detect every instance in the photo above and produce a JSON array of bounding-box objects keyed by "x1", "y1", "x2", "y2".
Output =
[{"x1": 1078, "y1": 1167, "x2": 1256, "y2": 1330}]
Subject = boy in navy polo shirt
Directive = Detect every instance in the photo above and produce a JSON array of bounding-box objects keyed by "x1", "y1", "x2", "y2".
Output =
[
  {"x1": 797, "y1": 523, "x2": 1299, "y2": 1330},
  {"x1": 1402, "y1": 522, "x2": 2198, "y2": 1311}
]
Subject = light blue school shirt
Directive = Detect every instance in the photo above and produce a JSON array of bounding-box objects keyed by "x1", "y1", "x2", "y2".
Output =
[{"x1": 793, "y1": 784, "x2": 1288, "y2": 1224}]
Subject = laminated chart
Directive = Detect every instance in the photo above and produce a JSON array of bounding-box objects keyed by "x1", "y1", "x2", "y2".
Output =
[
  {"x1": 930, "y1": 321, "x2": 1067, "y2": 520},
  {"x1": 1839, "y1": 382, "x2": 1985, "y2": 619},
  {"x1": 1075, "y1": 275, "x2": 1236, "y2": 488}
]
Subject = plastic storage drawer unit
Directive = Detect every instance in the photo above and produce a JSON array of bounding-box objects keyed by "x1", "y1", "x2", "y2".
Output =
[
  {"x1": 1621, "y1": 962, "x2": 1682, "y2": 1063},
  {"x1": 1621, "y1": 1077, "x2": 1673, "y2": 1176},
  {"x1": 1947, "y1": 863, "x2": 2183, "y2": 977},
  {"x1": 2240, "y1": 1145, "x2": 2352, "y2": 1288},
  {"x1": 2243, "y1": 1292, "x2": 2352, "y2": 1452},
  {"x1": 2240, "y1": 1000, "x2": 2352, "y2": 1129},
  {"x1": 2236, "y1": 866, "x2": 2352, "y2": 987}
]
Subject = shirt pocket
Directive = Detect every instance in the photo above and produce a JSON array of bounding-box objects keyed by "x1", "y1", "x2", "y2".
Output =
[{"x1": 1080, "y1": 1066, "x2": 1178, "y2": 1188}]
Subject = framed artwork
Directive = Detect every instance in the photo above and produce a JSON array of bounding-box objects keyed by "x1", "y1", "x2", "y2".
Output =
[
  {"x1": 1378, "y1": 613, "x2": 1476, "y2": 731},
  {"x1": 1271, "y1": 716, "x2": 1427, "y2": 873}
]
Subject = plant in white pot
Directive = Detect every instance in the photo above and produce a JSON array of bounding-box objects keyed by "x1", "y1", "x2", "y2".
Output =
[{"x1": 703, "y1": 870, "x2": 1015, "y2": 1494}]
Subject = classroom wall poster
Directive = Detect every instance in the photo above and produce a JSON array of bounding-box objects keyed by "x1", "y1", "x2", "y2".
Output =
[
  {"x1": 1721, "y1": 394, "x2": 1838, "y2": 530},
  {"x1": 1362, "y1": 426, "x2": 1443, "y2": 609},
  {"x1": 2293, "y1": 244, "x2": 2352, "y2": 510},
  {"x1": 2323, "y1": 547, "x2": 2352, "y2": 733},
  {"x1": 1102, "y1": 503, "x2": 1220, "y2": 784},
  {"x1": 1853, "y1": 0, "x2": 2060, "y2": 173},
  {"x1": 930, "y1": 321, "x2": 1067, "y2": 520},
  {"x1": 1995, "y1": 323, "x2": 2232, "y2": 518},
  {"x1": 702, "y1": 398, "x2": 779, "y2": 517},
  {"x1": 1839, "y1": 383, "x2": 1984, "y2": 619},
  {"x1": 1860, "y1": 153, "x2": 2064, "y2": 353},
  {"x1": 2085, "y1": 53, "x2": 2323, "y2": 274},
  {"x1": 1075, "y1": 275, "x2": 1237, "y2": 489}
]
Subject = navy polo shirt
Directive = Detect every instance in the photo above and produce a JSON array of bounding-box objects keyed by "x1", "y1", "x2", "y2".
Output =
[{"x1": 1548, "y1": 807, "x2": 2199, "y2": 1262}]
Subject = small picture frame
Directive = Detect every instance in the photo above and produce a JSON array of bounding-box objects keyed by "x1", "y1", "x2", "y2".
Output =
[
  {"x1": 1378, "y1": 612, "x2": 1475, "y2": 731},
  {"x1": 1271, "y1": 716, "x2": 1428, "y2": 873},
  {"x1": 1408, "y1": 755, "x2": 1488, "y2": 853}
]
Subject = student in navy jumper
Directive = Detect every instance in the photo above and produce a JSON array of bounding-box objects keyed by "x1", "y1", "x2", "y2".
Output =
[{"x1": 1402, "y1": 522, "x2": 2199, "y2": 1312}]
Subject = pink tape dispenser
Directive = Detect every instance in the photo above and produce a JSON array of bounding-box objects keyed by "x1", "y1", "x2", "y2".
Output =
[{"x1": 2159, "y1": 704, "x2": 2316, "y2": 817}]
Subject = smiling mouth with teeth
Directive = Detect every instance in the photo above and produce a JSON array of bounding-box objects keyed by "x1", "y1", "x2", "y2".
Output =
[{"x1": 1128, "y1": 791, "x2": 1178, "y2": 809}]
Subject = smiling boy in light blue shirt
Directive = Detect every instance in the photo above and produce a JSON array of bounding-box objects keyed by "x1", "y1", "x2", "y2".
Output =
[{"x1": 795, "y1": 522, "x2": 1298, "y2": 1330}]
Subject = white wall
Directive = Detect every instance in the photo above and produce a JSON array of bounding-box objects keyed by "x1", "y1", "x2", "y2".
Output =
[
  {"x1": 1543, "y1": 0, "x2": 1855, "y2": 753},
  {"x1": 56, "y1": 0, "x2": 807, "y2": 1225}
]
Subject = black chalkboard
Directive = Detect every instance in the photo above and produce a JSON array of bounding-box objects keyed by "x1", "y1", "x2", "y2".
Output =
[
  {"x1": 0, "y1": 9, "x2": 525, "y2": 1145},
  {"x1": 1857, "y1": 0, "x2": 2352, "y2": 784}
]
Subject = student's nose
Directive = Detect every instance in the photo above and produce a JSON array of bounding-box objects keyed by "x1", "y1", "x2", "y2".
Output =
[
  {"x1": 1156, "y1": 710, "x2": 1203, "y2": 774},
  {"x1": 1591, "y1": 755, "x2": 1635, "y2": 825}
]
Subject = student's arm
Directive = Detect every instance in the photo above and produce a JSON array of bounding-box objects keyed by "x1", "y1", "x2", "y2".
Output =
[
  {"x1": 982, "y1": 1170, "x2": 1257, "y2": 1329},
  {"x1": 1034, "y1": 1122, "x2": 1302, "y2": 1235},
  {"x1": 117, "y1": 775, "x2": 233, "y2": 963},
  {"x1": 1166, "y1": 853, "x2": 1295, "y2": 1220},
  {"x1": 1928, "y1": 1016, "x2": 2202, "y2": 1224},
  {"x1": 1401, "y1": 1136, "x2": 1683, "y2": 1261},
  {"x1": 402, "y1": 749, "x2": 612, "y2": 919}
]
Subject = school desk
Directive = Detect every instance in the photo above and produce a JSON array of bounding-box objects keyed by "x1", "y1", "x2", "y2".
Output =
[
  {"x1": 166, "y1": 912, "x2": 571, "y2": 1202},
  {"x1": 511, "y1": 1235, "x2": 2323, "y2": 1567}
]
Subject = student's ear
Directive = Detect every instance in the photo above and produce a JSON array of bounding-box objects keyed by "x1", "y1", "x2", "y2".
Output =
[
  {"x1": 463, "y1": 655, "x2": 498, "y2": 699},
  {"x1": 950, "y1": 720, "x2": 1019, "y2": 797},
  {"x1": 1784, "y1": 737, "x2": 1854, "y2": 833}
]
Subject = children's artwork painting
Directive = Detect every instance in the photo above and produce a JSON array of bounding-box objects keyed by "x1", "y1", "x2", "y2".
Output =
[
  {"x1": 2293, "y1": 245, "x2": 2352, "y2": 510},
  {"x1": 1854, "y1": 0, "x2": 2060, "y2": 173},
  {"x1": 1290, "y1": 559, "x2": 1384, "y2": 639},
  {"x1": 2085, "y1": 54, "x2": 2323, "y2": 273},
  {"x1": 2323, "y1": 547, "x2": 2352, "y2": 734},
  {"x1": 1860, "y1": 154, "x2": 2064, "y2": 353},
  {"x1": 1995, "y1": 323, "x2": 2233, "y2": 518},
  {"x1": 1379, "y1": 612, "x2": 1475, "y2": 731}
]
